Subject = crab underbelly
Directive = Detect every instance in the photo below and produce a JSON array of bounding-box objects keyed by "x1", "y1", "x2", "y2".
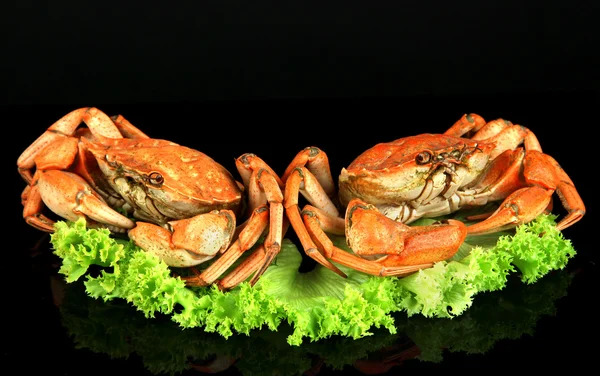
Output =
[
  {"x1": 343, "y1": 167, "x2": 452, "y2": 204},
  {"x1": 377, "y1": 196, "x2": 461, "y2": 224},
  {"x1": 377, "y1": 186, "x2": 496, "y2": 224},
  {"x1": 371, "y1": 171, "x2": 468, "y2": 223}
]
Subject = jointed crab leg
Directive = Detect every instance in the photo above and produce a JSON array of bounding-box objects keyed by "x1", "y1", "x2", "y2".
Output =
[
  {"x1": 285, "y1": 172, "x2": 347, "y2": 278},
  {"x1": 218, "y1": 244, "x2": 268, "y2": 290},
  {"x1": 232, "y1": 153, "x2": 287, "y2": 287},
  {"x1": 282, "y1": 146, "x2": 337, "y2": 200},
  {"x1": 110, "y1": 114, "x2": 150, "y2": 139},
  {"x1": 443, "y1": 113, "x2": 487, "y2": 138},
  {"x1": 283, "y1": 148, "x2": 347, "y2": 278},
  {"x1": 445, "y1": 118, "x2": 585, "y2": 234},
  {"x1": 236, "y1": 153, "x2": 283, "y2": 209},
  {"x1": 21, "y1": 185, "x2": 55, "y2": 232},
  {"x1": 466, "y1": 150, "x2": 585, "y2": 234},
  {"x1": 248, "y1": 170, "x2": 285, "y2": 286},
  {"x1": 445, "y1": 115, "x2": 542, "y2": 158},
  {"x1": 18, "y1": 107, "x2": 126, "y2": 183},
  {"x1": 476, "y1": 122, "x2": 542, "y2": 159}
]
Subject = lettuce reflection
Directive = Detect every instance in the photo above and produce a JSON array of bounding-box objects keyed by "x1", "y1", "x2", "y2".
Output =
[{"x1": 53, "y1": 266, "x2": 574, "y2": 375}]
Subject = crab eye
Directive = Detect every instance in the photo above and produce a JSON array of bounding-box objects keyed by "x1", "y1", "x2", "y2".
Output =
[
  {"x1": 104, "y1": 154, "x2": 118, "y2": 167},
  {"x1": 147, "y1": 172, "x2": 164, "y2": 186},
  {"x1": 450, "y1": 150, "x2": 461, "y2": 158},
  {"x1": 415, "y1": 151, "x2": 432, "y2": 164}
]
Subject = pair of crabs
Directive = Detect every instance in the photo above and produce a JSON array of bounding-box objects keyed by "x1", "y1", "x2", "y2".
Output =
[{"x1": 18, "y1": 108, "x2": 585, "y2": 290}]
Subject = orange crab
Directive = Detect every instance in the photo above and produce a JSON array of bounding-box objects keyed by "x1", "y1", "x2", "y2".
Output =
[
  {"x1": 281, "y1": 113, "x2": 585, "y2": 278},
  {"x1": 17, "y1": 107, "x2": 285, "y2": 290}
]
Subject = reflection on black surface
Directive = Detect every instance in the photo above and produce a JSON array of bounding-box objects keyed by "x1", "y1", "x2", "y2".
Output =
[{"x1": 48, "y1": 258, "x2": 575, "y2": 375}]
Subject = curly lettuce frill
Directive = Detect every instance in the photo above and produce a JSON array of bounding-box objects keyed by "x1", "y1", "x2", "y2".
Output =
[{"x1": 50, "y1": 213, "x2": 576, "y2": 345}]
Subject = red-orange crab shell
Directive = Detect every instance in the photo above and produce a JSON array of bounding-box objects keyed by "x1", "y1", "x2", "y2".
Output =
[
  {"x1": 338, "y1": 134, "x2": 496, "y2": 207},
  {"x1": 82, "y1": 137, "x2": 243, "y2": 222}
]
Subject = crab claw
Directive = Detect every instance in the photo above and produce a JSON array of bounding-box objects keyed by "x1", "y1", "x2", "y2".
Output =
[
  {"x1": 128, "y1": 210, "x2": 237, "y2": 268},
  {"x1": 345, "y1": 198, "x2": 467, "y2": 268},
  {"x1": 32, "y1": 169, "x2": 135, "y2": 231}
]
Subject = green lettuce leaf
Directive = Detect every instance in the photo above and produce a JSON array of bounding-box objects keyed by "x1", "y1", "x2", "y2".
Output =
[
  {"x1": 50, "y1": 212, "x2": 577, "y2": 346},
  {"x1": 494, "y1": 214, "x2": 576, "y2": 283},
  {"x1": 51, "y1": 219, "x2": 126, "y2": 283}
]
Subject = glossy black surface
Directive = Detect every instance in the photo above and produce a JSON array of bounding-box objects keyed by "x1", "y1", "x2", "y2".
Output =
[{"x1": 7, "y1": 93, "x2": 598, "y2": 374}]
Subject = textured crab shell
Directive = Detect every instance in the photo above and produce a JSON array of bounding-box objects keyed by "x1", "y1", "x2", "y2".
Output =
[
  {"x1": 338, "y1": 134, "x2": 493, "y2": 207},
  {"x1": 84, "y1": 138, "x2": 243, "y2": 221}
]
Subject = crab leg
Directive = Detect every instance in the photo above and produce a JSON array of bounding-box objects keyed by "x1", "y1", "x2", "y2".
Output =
[
  {"x1": 443, "y1": 113, "x2": 487, "y2": 138},
  {"x1": 281, "y1": 147, "x2": 346, "y2": 276},
  {"x1": 248, "y1": 170, "x2": 285, "y2": 286},
  {"x1": 466, "y1": 186, "x2": 552, "y2": 235},
  {"x1": 302, "y1": 205, "x2": 345, "y2": 235},
  {"x1": 110, "y1": 114, "x2": 150, "y2": 139},
  {"x1": 546, "y1": 157, "x2": 586, "y2": 231},
  {"x1": 467, "y1": 150, "x2": 585, "y2": 234},
  {"x1": 234, "y1": 153, "x2": 287, "y2": 286},
  {"x1": 217, "y1": 245, "x2": 268, "y2": 290},
  {"x1": 481, "y1": 124, "x2": 543, "y2": 159},
  {"x1": 235, "y1": 153, "x2": 283, "y2": 210},
  {"x1": 18, "y1": 107, "x2": 124, "y2": 183},
  {"x1": 21, "y1": 183, "x2": 58, "y2": 232},
  {"x1": 182, "y1": 205, "x2": 270, "y2": 287},
  {"x1": 284, "y1": 166, "x2": 347, "y2": 278},
  {"x1": 470, "y1": 118, "x2": 513, "y2": 141},
  {"x1": 281, "y1": 146, "x2": 337, "y2": 200}
]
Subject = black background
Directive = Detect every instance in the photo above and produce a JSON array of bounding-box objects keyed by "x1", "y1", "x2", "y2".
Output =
[{"x1": 5, "y1": 1, "x2": 599, "y2": 374}]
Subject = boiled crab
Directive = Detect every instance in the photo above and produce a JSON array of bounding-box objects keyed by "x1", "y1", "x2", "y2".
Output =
[
  {"x1": 282, "y1": 113, "x2": 585, "y2": 278},
  {"x1": 18, "y1": 107, "x2": 285, "y2": 290}
]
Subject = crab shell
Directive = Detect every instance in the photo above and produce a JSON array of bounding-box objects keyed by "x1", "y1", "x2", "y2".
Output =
[
  {"x1": 338, "y1": 134, "x2": 496, "y2": 209},
  {"x1": 83, "y1": 137, "x2": 243, "y2": 225}
]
